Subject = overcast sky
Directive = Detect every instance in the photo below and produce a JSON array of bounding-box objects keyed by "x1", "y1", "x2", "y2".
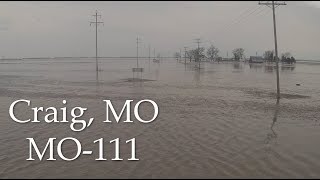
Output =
[{"x1": 0, "y1": 1, "x2": 319, "y2": 60}]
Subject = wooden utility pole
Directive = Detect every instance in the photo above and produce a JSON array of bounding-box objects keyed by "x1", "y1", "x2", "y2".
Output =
[
  {"x1": 259, "y1": 1, "x2": 286, "y2": 99},
  {"x1": 136, "y1": 36, "x2": 141, "y2": 68},
  {"x1": 90, "y1": 10, "x2": 103, "y2": 72},
  {"x1": 195, "y1": 38, "x2": 201, "y2": 69},
  {"x1": 148, "y1": 44, "x2": 151, "y2": 62},
  {"x1": 184, "y1": 47, "x2": 188, "y2": 64}
]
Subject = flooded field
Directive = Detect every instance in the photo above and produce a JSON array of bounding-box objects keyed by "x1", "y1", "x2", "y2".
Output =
[{"x1": 0, "y1": 58, "x2": 320, "y2": 178}]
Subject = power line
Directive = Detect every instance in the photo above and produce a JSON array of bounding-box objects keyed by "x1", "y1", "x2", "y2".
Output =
[
  {"x1": 221, "y1": 5, "x2": 264, "y2": 33},
  {"x1": 218, "y1": 5, "x2": 261, "y2": 32},
  {"x1": 180, "y1": 3, "x2": 274, "y2": 62},
  {"x1": 223, "y1": 5, "x2": 269, "y2": 33},
  {"x1": 256, "y1": 5, "x2": 272, "y2": 17},
  {"x1": 216, "y1": 5, "x2": 262, "y2": 34}
]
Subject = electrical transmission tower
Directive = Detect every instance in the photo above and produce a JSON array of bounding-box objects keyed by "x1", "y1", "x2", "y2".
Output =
[
  {"x1": 259, "y1": 1, "x2": 286, "y2": 99},
  {"x1": 90, "y1": 10, "x2": 104, "y2": 72},
  {"x1": 195, "y1": 38, "x2": 201, "y2": 69}
]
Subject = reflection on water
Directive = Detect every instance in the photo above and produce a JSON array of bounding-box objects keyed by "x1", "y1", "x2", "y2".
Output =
[
  {"x1": 193, "y1": 69, "x2": 201, "y2": 86},
  {"x1": 281, "y1": 65, "x2": 295, "y2": 71},
  {"x1": 249, "y1": 63, "x2": 296, "y2": 73},
  {"x1": 233, "y1": 62, "x2": 243, "y2": 70},
  {"x1": 95, "y1": 70, "x2": 100, "y2": 94},
  {"x1": 265, "y1": 99, "x2": 280, "y2": 144},
  {"x1": 155, "y1": 67, "x2": 159, "y2": 81},
  {"x1": 249, "y1": 63, "x2": 264, "y2": 72},
  {"x1": 264, "y1": 64, "x2": 275, "y2": 73},
  {"x1": 95, "y1": 70, "x2": 99, "y2": 85}
]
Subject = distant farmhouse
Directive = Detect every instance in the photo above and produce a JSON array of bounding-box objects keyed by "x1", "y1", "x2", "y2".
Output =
[{"x1": 249, "y1": 56, "x2": 264, "y2": 63}]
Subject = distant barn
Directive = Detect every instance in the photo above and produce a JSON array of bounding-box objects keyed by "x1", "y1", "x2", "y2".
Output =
[{"x1": 249, "y1": 56, "x2": 264, "y2": 63}]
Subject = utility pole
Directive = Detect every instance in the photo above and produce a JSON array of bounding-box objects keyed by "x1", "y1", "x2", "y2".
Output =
[
  {"x1": 132, "y1": 37, "x2": 143, "y2": 79},
  {"x1": 259, "y1": 1, "x2": 286, "y2": 99},
  {"x1": 148, "y1": 44, "x2": 151, "y2": 62},
  {"x1": 195, "y1": 38, "x2": 201, "y2": 69},
  {"x1": 136, "y1": 36, "x2": 141, "y2": 68},
  {"x1": 179, "y1": 48, "x2": 182, "y2": 61},
  {"x1": 184, "y1": 47, "x2": 188, "y2": 64},
  {"x1": 90, "y1": 10, "x2": 104, "y2": 72}
]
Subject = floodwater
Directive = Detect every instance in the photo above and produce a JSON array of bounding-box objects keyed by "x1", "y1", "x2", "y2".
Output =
[{"x1": 0, "y1": 58, "x2": 320, "y2": 178}]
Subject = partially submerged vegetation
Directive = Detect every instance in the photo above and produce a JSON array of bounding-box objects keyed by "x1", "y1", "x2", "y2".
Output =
[{"x1": 174, "y1": 46, "x2": 296, "y2": 64}]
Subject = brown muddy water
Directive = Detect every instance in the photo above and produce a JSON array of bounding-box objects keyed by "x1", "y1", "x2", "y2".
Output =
[{"x1": 0, "y1": 58, "x2": 320, "y2": 178}]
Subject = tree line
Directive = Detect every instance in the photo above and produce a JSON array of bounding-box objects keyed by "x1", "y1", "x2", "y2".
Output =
[
  {"x1": 174, "y1": 46, "x2": 245, "y2": 62},
  {"x1": 263, "y1": 50, "x2": 296, "y2": 64},
  {"x1": 174, "y1": 46, "x2": 295, "y2": 64}
]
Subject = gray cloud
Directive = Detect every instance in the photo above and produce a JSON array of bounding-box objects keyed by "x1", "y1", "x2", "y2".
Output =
[
  {"x1": 305, "y1": 1, "x2": 320, "y2": 8},
  {"x1": 0, "y1": 1, "x2": 319, "y2": 60},
  {"x1": 0, "y1": 27, "x2": 8, "y2": 31}
]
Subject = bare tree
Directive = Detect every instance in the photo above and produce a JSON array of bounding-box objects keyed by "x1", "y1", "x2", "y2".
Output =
[
  {"x1": 174, "y1": 52, "x2": 180, "y2": 60},
  {"x1": 186, "y1": 49, "x2": 195, "y2": 62},
  {"x1": 186, "y1": 50, "x2": 192, "y2": 62},
  {"x1": 263, "y1": 50, "x2": 274, "y2": 62},
  {"x1": 207, "y1": 45, "x2": 219, "y2": 61},
  {"x1": 281, "y1": 52, "x2": 295, "y2": 64},
  {"x1": 281, "y1": 52, "x2": 291, "y2": 59},
  {"x1": 196, "y1": 47, "x2": 206, "y2": 62},
  {"x1": 232, "y1": 48, "x2": 245, "y2": 61},
  {"x1": 186, "y1": 48, "x2": 204, "y2": 62}
]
